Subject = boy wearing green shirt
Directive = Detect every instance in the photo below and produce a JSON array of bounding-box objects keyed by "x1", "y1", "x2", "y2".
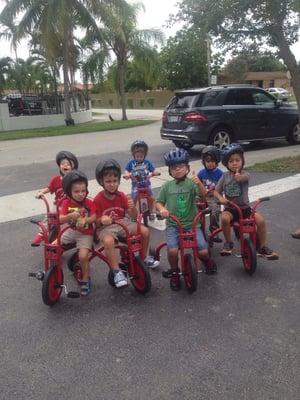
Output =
[{"x1": 156, "y1": 148, "x2": 217, "y2": 291}]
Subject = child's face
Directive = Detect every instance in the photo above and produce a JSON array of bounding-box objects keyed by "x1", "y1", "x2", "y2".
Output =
[
  {"x1": 71, "y1": 182, "x2": 87, "y2": 202},
  {"x1": 227, "y1": 153, "x2": 243, "y2": 172},
  {"x1": 169, "y1": 163, "x2": 189, "y2": 179},
  {"x1": 204, "y1": 156, "x2": 217, "y2": 171},
  {"x1": 59, "y1": 159, "x2": 74, "y2": 175},
  {"x1": 134, "y1": 150, "x2": 146, "y2": 163},
  {"x1": 102, "y1": 173, "x2": 120, "y2": 194}
]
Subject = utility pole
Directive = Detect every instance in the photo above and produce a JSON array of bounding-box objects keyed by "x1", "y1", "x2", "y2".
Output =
[{"x1": 206, "y1": 35, "x2": 211, "y2": 86}]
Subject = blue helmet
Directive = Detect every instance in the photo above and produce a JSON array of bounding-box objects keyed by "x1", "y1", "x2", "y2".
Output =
[
  {"x1": 221, "y1": 143, "x2": 244, "y2": 167},
  {"x1": 164, "y1": 148, "x2": 189, "y2": 166}
]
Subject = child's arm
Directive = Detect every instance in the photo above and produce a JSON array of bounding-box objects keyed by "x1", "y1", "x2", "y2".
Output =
[
  {"x1": 213, "y1": 189, "x2": 229, "y2": 205},
  {"x1": 127, "y1": 196, "x2": 138, "y2": 220},
  {"x1": 59, "y1": 210, "x2": 80, "y2": 225},
  {"x1": 234, "y1": 168, "x2": 249, "y2": 183},
  {"x1": 191, "y1": 171, "x2": 207, "y2": 198},
  {"x1": 123, "y1": 170, "x2": 131, "y2": 180},
  {"x1": 35, "y1": 187, "x2": 50, "y2": 199},
  {"x1": 156, "y1": 201, "x2": 169, "y2": 218}
]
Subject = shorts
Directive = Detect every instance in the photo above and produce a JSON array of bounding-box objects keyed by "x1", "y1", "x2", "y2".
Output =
[
  {"x1": 97, "y1": 218, "x2": 138, "y2": 242},
  {"x1": 165, "y1": 225, "x2": 207, "y2": 250},
  {"x1": 61, "y1": 228, "x2": 93, "y2": 250},
  {"x1": 224, "y1": 206, "x2": 252, "y2": 223}
]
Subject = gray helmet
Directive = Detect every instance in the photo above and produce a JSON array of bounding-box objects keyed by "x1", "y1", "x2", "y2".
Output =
[
  {"x1": 131, "y1": 140, "x2": 148, "y2": 155},
  {"x1": 221, "y1": 143, "x2": 244, "y2": 167},
  {"x1": 56, "y1": 150, "x2": 78, "y2": 170},
  {"x1": 201, "y1": 145, "x2": 221, "y2": 164},
  {"x1": 62, "y1": 170, "x2": 88, "y2": 198},
  {"x1": 95, "y1": 159, "x2": 121, "y2": 185},
  {"x1": 163, "y1": 148, "x2": 189, "y2": 166}
]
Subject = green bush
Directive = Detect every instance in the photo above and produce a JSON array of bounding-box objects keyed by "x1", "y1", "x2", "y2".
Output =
[
  {"x1": 140, "y1": 99, "x2": 145, "y2": 108},
  {"x1": 127, "y1": 98, "x2": 134, "y2": 108},
  {"x1": 109, "y1": 99, "x2": 113, "y2": 107}
]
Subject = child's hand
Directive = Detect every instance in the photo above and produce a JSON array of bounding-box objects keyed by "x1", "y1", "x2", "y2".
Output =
[
  {"x1": 76, "y1": 217, "x2": 87, "y2": 228},
  {"x1": 191, "y1": 170, "x2": 200, "y2": 185},
  {"x1": 35, "y1": 191, "x2": 44, "y2": 199},
  {"x1": 220, "y1": 197, "x2": 229, "y2": 205},
  {"x1": 159, "y1": 207, "x2": 169, "y2": 218},
  {"x1": 70, "y1": 210, "x2": 80, "y2": 220},
  {"x1": 101, "y1": 215, "x2": 112, "y2": 225},
  {"x1": 123, "y1": 172, "x2": 131, "y2": 180},
  {"x1": 234, "y1": 168, "x2": 243, "y2": 182}
]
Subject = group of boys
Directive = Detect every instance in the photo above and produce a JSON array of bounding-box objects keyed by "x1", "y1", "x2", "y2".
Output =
[{"x1": 31, "y1": 141, "x2": 278, "y2": 295}]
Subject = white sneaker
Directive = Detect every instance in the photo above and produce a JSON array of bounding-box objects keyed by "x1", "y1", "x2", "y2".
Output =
[
  {"x1": 113, "y1": 270, "x2": 128, "y2": 288},
  {"x1": 144, "y1": 255, "x2": 160, "y2": 269}
]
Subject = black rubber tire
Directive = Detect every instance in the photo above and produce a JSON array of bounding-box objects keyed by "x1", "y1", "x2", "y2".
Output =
[
  {"x1": 42, "y1": 264, "x2": 63, "y2": 306},
  {"x1": 130, "y1": 256, "x2": 151, "y2": 294},
  {"x1": 67, "y1": 251, "x2": 79, "y2": 272},
  {"x1": 242, "y1": 237, "x2": 257, "y2": 275},
  {"x1": 172, "y1": 140, "x2": 194, "y2": 150},
  {"x1": 182, "y1": 254, "x2": 198, "y2": 294},
  {"x1": 209, "y1": 127, "x2": 233, "y2": 150},
  {"x1": 286, "y1": 123, "x2": 300, "y2": 145}
]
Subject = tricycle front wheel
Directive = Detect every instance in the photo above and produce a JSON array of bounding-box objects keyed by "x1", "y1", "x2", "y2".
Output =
[
  {"x1": 242, "y1": 237, "x2": 257, "y2": 275},
  {"x1": 130, "y1": 256, "x2": 151, "y2": 294},
  {"x1": 42, "y1": 264, "x2": 63, "y2": 306},
  {"x1": 182, "y1": 254, "x2": 198, "y2": 294}
]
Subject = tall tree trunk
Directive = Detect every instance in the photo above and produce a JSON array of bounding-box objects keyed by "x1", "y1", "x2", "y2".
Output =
[
  {"x1": 117, "y1": 59, "x2": 127, "y2": 120},
  {"x1": 62, "y1": 41, "x2": 74, "y2": 125}
]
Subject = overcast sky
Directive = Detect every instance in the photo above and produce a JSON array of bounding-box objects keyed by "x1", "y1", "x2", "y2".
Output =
[{"x1": 0, "y1": 0, "x2": 299, "y2": 61}]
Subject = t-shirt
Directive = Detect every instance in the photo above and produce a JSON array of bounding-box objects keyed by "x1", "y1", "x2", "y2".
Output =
[
  {"x1": 156, "y1": 178, "x2": 199, "y2": 227},
  {"x1": 125, "y1": 159, "x2": 155, "y2": 189},
  {"x1": 59, "y1": 197, "x2": 96, "y2": 235},
  {"x1": 215, "y1": 170, "x2": 250, "y2": 208},
  {"x1": 93, "y1": 191, "x2": 129, "y2": 219},
  {"x1": 197, "y1": 168, "x2": 223, "y2": 191},
  {"x1": 48, "y1": 175, "x2": 64, "y2": 204}
]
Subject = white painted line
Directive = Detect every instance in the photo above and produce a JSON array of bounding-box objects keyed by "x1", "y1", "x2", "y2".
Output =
[{"x1": 1, "y1": 169, "x2": 300, "y2": 224}]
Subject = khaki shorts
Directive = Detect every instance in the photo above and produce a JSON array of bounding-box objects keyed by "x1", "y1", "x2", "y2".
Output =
[
  {"x1": 61, "y1": 228, "x2": 93, "y2": 250},
  {"x1": 97, "y1": 219, "x2": 137, "y2": 242}
]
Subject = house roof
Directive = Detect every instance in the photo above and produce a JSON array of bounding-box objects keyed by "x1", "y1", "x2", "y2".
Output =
[{"x1": 245, "y1": 71, "x2": 288, "y2": 80}]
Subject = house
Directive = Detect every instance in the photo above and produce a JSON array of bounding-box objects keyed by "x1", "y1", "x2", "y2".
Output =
[{"x1": 244, "y1": 71, "x2": 292, "y2": 92}]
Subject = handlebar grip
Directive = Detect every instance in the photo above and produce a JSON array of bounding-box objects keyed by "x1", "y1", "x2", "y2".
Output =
[{"x1": 30, "y1": 218, "x2": 40, "y2": 225}]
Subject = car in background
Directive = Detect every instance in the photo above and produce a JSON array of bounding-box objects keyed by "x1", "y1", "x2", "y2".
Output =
[
  {"x1": 160, "y1": 85, "x2": 299, "y2": 150},
  {"x1": 6, "y1": 95, "x2": 43, "y2": 116},
  {"x1": 265, "y1": 87, "x2": 291, "y2": 100}
]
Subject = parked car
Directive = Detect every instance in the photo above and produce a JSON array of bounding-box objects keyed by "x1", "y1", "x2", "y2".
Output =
[
  {"x1": 7, "y1": 95, "x2": 43, "y2": 116},
  {"x1": 265, "y1": 87, "x2": 291, "y2": 100},
  {"x1": 160, "y1": 85, "x2": 299, "y2": 149}
]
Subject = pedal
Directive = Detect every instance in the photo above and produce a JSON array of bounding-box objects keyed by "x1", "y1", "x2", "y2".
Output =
[{"x1": 28, "y1": 271, "x2": 44, "y2": 281}]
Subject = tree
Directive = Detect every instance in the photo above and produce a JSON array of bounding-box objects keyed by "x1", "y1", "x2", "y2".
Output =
[
  {"x1": 88, "y1": 2, "x2": 164, "y2": 119},
  {"x1": 0, "y1": 56, "x2": 13, "y2": 94},
  {"x1": 176, "y1": 0, "x2": 300, "y2": 124},
  {"x1": 159, "y1": 28, "x2": 208, "y2": 90}
]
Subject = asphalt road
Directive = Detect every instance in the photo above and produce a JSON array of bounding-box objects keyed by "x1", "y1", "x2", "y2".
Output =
[{"x1": 0, "y1": 122, "x2": 299, "y2": 400}]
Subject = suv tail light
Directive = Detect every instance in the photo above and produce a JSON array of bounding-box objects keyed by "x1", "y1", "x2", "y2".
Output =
[
  {"x1": 183, "y1": 112, "x2": 208, "y2": 123},
  {"x1": 162, "y1": 111, "x2": 167, "y2": 123}
]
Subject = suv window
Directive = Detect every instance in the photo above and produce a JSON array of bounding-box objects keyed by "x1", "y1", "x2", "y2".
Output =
[
  {"x1": 196, "y1": 90, "x2": 223, "y2": 107},
  {"x1": 224, "y1": 89, "x2": 254, "y2": 105},
  {"x1": 251, "y1": 90, "x2": 274, "y2": 105},
  {"x1": 168, "y1": 94, "x2": 198, "y2": 109}
]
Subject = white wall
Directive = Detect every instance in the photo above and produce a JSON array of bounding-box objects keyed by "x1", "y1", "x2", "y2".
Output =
[{"x1": 0, "y1": 103, "x2": 93, "y2": 132}]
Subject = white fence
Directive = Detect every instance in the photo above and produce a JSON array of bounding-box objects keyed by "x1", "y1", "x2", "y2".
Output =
[{"x1": 0, "y1": 102, "x2": 93, "y2": 132}]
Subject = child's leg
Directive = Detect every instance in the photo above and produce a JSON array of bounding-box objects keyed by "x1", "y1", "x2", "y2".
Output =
[
  {"x1": 101, "y1": 234, "x2": 120, "y2": 270},
  {"x1": 168, "y1": 248, "x2": 179, "y2": 271},
  {"x1": 140, "y1": 224, "x2": 150, "y2": 255},
  {"x1": 221, "y1": 211, "x2": 233, "y2": 242},
  {"x1": 254, "y1": 212, "x2": 267, "y2": 247},
  {"x1": 78, "y1": 248, "x2": 90, "y2": 282}
]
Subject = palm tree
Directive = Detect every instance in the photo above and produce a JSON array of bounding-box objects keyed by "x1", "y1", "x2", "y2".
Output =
[
  {"x1": 88, "y1": 2, "x2": 164, "y2": 120},
  {"x1": 0, "y1": 56, "x2": 13, "y2": 95}
]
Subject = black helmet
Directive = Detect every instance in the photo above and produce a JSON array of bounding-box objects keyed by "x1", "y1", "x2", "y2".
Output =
[
  {"x1": 201, "y1": 146, "x2": 221, "y2": 164},
  {"x1": 95, "y1": 159, "x2": 121, "y2": 185},
  {"x1": 62, "y1": 170, "x2": 88, "y2": 198},
  {"x1": 164, "y1": 148, "x2": 189, "y2": 166},
  {"x1": 131, "y1": 140, "x2": 148, "y2": 155},
  {"x1": 56, "y1": 151, "x2": 78, "y2": 170},
  {"x1": 221, "y1": 143, "x2": 244, "y2": 167}
]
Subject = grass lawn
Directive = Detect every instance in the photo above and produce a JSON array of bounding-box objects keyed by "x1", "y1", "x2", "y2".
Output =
[
  {"x1": 0, "y1": 119, "x2": 155, "y2": 141},
  {"x1": 247, "y1": 155, "x2": 300, "y2": 173}
]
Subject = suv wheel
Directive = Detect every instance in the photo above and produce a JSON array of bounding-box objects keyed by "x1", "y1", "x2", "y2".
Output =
[
  {"x1": 209, "y1": 127, "x2": 232, "y2": 149},
  {"x1": 286, "y1": 123, "x2": 300, "y2": 145},
  {"x1": 172, "y1": 140, "x2": 194, "y2": 150}
]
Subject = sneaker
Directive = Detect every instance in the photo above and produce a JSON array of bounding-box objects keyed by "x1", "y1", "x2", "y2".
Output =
[
  {"x1": 144, "y1": 255, "x2": 160, "y2": 269},
  {"x1": 162, "y1": 268, "x2": 173, "y2": 278},
  {"x1": 212, "y1": 235, "x2": 222, "y2": 243},
  {"x1": 31, "y1": 233, "x2": 44, "y2": 247},
  {"x1": 113, "y1": 270, "x2": 128, "y2": 288},
  {"x1": 80, "y1": 278, "x2": 91, "y2": 296},
  {"x1": 257, "y1": 246, "x2": 279, "y2": 260},
  {"x1": 170, "y1": 271, "x2": 181, "y2": 291},
  {"x1": 220, "y1": 241, "x2": 234, "y2": 256},
  {"x1": 202, "y1": 257, "x2": 217, "y2": 275}
]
